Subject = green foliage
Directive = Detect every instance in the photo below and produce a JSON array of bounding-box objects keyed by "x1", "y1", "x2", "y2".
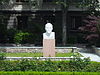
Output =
[
  {"x1": 76, "y1": 0, "x2": 99, "y2": 8},
  {"x1": 0, "y1": 57, "x2": 94, "y2": 72},
  {"x1": 55, "y1": 0, "x2": 100, "y2": 14},
  {"x1": 14, "y1": 31, "x2": 33, "y2": 44},
  {"x1": 0, "y1": 52, "x2": 6, "y2": 60},
  {"x1": 30, "y1": 0, "x2": 37, "y2": 6},
  {"x1": 69, "y1": 57, "x2": 90, "y2": 71},
  {"x1": 55, "y1": 0, "x2": 69, "y2": 8},
  {"x1": 82, "y1": 62, "x2": 100, "y2": 72},
  {"x1": 40, "y1": 60, "x2": 58, "y2": 72}
]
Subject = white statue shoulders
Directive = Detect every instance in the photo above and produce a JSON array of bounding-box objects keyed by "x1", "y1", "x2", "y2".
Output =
[{"x1": 43, "y1": 32, "x2": 55, "y2": 39}]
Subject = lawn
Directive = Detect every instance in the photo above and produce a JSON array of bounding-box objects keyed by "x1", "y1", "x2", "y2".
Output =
[
  {"x1": 0, "y1": 72, "x2": 99, "y2": 75},
  {"x1": 5, "y1": 52, "x2": 82, "y2": 57}
]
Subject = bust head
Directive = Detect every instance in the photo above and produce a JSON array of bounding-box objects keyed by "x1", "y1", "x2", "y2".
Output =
[
  {"x1": 43, "y1": 23, "x2": 55, "y2": 39},
  {"x1": 45, "y1": 23, "x2": 53, "y2": 34}
]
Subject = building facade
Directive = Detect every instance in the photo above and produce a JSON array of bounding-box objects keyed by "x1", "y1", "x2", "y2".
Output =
[{"x1": 0, "y1": 0, "x2": 87, "y2": 46}]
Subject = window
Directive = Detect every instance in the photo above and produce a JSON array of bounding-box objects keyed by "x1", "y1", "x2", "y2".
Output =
[
  {"x1": 43, "y1": 0, "x2": 53, "y2": 2},
  {"x1": 17, "y1": 16, "x2": 28, "y2": 30},
  {"x1": 67, "y1": 0, "x2": 83, "y2": 3},
  {"x1": 16, "y1": 0, "x2": 29, "y2": 2},
  {"x1": 70, "y1": 16, "x2": 82, "y2": 30}
]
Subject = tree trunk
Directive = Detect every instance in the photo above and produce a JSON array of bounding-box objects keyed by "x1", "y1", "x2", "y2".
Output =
[
  {"x1": 62, "y1": 10, "x2": 67, "y2": 46},
  {"x1": 62, "y1": 0, "x2": 68, "y2": 46}
]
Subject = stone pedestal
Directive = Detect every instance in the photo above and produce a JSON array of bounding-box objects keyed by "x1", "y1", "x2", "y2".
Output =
[{"x1": 43, "y1": 39, "x2": 55, "y2": 57}]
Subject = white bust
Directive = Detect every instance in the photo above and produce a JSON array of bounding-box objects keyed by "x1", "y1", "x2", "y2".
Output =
[{"x1": 43, "y1": 23, "x2": 55, "y2": 39}]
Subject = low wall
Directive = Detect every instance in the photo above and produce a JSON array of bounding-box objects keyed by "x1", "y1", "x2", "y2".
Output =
[
  {"x1": 0, "y1": 47, "x2": 78, "y2": 53},
  {"x1": 95, "y1": 48, "x2": 100, "y2": 56},
  {"x1": 6, "y1": 57, "x2": 85, "y2": 61}
]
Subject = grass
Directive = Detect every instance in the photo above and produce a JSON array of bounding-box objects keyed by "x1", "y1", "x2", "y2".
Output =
[
  {"x1": 5, "y1": 52, "x2": 82, "y2": 57},
  {"x1": 0, "y1": 72, "x2": 100, "y2": 75}
]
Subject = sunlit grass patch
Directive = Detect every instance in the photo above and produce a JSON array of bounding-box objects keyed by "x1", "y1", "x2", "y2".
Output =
[{"x1": 5, "y1": 52, "x2": 82, "y2": 57}]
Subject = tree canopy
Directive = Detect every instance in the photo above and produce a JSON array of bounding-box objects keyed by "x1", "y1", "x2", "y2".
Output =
[{"x1": 55, "y1": 0, "x2": 100, "y2": 13}]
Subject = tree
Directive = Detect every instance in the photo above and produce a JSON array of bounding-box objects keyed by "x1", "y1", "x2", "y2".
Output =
[
  {"x1": 55, "y1": 0, "x2": 72, "y2": 46},
  {"x1": 55, "y1": 0, "x2": 100, "y2": 45},
  {"x1": 78, "y1": 15, "x2": 100, "y2": 46}
]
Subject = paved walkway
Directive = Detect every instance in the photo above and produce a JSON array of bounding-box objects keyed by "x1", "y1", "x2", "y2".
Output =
[{"x1": 79, "y1": 52, "x2": 100, "y2": 62}]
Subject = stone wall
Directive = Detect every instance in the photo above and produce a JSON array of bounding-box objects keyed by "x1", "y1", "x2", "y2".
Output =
[
  {"x1": 0, "y1": 47, "x2": 78, "y2": 53},
  {"x1": 95, "y1": 48, "x2": 100, "y2": 56}
]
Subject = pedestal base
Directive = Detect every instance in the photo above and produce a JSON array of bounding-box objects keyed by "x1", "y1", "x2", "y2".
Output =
[{"x1": 43, "y1": 39, "x2": 55, "y2": 57}]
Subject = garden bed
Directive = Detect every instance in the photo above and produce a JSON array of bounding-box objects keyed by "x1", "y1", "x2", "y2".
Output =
[
  {"x1": 0, "y1": 58, "x2": 100, "y2": 72},
  {"x1": 5, "y1": 52, "x2": 83, "y2": 61},
  {"x1": 5, "y1": 52, "x2": 82, "y2": 57}
]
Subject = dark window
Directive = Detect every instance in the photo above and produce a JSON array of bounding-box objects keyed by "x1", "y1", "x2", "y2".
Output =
[
  {"x1": 43, "y1": 0, "x2": 53, "y2": 2},
  {"x1": 67, "y1": 0, "x2": 83, "y2": 3},
  {"x1": 70, "y1": 16, "x2": 82, "y2": 30},
  {"x1": 17, "y1": 16, "x2": 28, "y2": 30},
  {"x1": 16, "y1": 0, "x2": 29, "y2": 2}
]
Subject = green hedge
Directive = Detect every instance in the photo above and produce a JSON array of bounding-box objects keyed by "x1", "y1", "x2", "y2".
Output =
[
  {"x1": 0, "y1": 57, "x2": 100, "y2": 72},
  {"x1": 82, "y1": 62, "x2": 100, "y2": 72},
  {"x1": 0, "y1": 57, "x2": 96, "y2": 72},
  {"x1": 0, "y1": 72, "x2": 100, "y2": 75}
]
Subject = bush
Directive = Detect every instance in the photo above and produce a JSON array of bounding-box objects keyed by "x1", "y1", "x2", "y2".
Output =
[
  {"x1": 82, "y1": 62, "x2": 100, "y2": 72},
  {"x1": 0, "y1": 52, "x2": 6, "y2": 60},
  {"x1": 69, "y1": 57, "x2": 90, "y2": 72},
  {"x1": 16, "y1": 59, "x2": 59, "y2": 72},
  {"x1": 14, "y1": 31, "x2": 34, "y2": 44},
  {"x1": 0, "y1": 58, "x2": 96, "y2": 72}
]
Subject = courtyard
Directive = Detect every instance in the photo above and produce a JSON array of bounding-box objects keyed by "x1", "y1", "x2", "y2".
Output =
[{"x1": 0, "y1": 0, "x2": 100, "y2": 75}]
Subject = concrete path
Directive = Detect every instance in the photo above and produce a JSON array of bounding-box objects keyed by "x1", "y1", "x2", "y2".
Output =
[{"x1": 79, "y1": 52, "x2": 100, "y2": 62}]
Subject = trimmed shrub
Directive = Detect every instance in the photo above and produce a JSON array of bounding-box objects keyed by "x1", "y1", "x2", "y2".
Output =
[
  {"x1": 69, "y1": 57, "x2": 90, "y2": 72},
  {"x1": 1, "y1": 58, "x2": 100, "y2": 72},
  {"x1": 14, "y1": 31, "x2": 34, "y2": 44},
  {"x1": 82, "y1": 62, "x2": 100, "y2": 72},
  {"x1": 0, "y1": 58, "x2": 93, "y2": 72}
]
